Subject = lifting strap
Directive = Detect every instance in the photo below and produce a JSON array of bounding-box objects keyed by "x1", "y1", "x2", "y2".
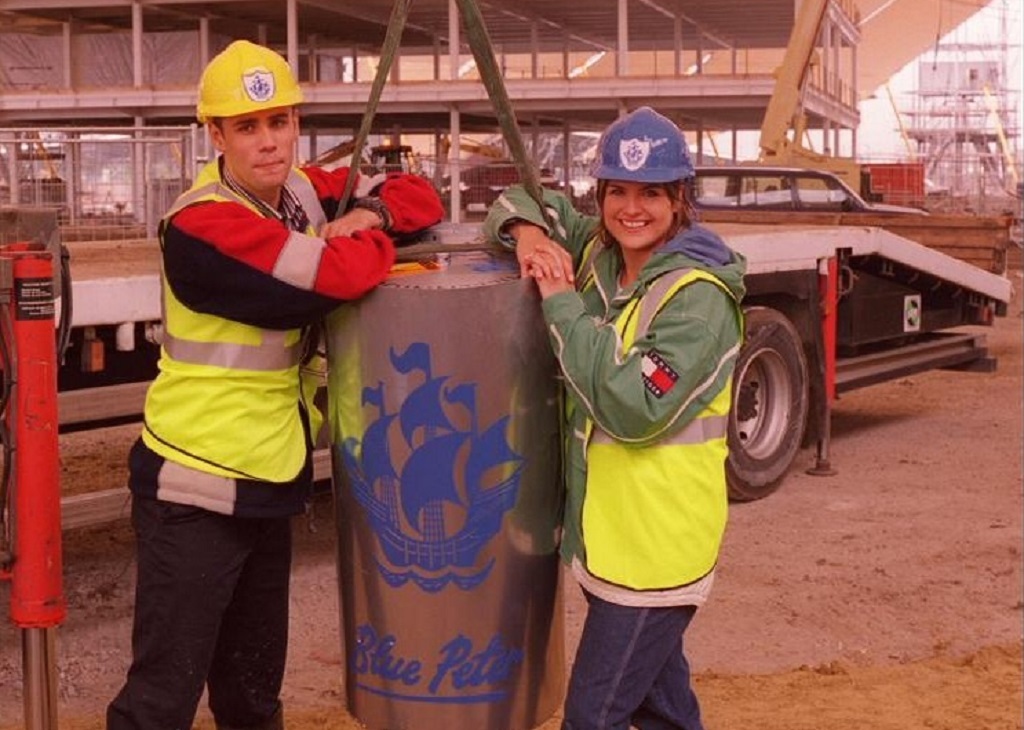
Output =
[
  {"x1": 340, "y1": 0, "x2": 553, "y2": 229},
  {"x1": 337, "y1": 0, "x2": 413, "y2": 215},
  {"x1": 453, "y1": 0, "x2": 547, "y2": 215}
]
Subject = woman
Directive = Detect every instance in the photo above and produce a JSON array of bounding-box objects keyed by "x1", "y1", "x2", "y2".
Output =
[{"x1": 484, "y1": 106, "x2": 746, "y2": 730}]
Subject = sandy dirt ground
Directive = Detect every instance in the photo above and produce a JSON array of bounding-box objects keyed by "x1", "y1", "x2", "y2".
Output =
[{"x1": 1, "y1": 271, "x2": 1021, "y2": 730}]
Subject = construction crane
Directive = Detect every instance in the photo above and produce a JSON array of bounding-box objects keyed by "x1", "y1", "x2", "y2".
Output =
[
  {"x1": 439, "y1": 135, "x2": 508, "y2": 161},
  {"x1": 757, "y1": 0, "x2": 862, "y2": 186}
]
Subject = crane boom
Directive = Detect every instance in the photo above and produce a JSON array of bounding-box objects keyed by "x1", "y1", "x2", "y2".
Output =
[
  {"x1": 757, "y1": 0, "x2": 862, "y2": 187},
  {"x1": 759, "y1": 0, "x2": 829, "y2": 158}
]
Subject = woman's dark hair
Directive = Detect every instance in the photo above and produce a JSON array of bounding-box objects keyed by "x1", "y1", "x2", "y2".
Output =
[{"x1": 593, "y1": 178, "x2": 697, "y2": 247}]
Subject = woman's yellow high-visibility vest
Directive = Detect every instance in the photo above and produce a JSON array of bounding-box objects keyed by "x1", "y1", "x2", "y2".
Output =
[{"x1": 581, "y1": 267, "x2": 740, "y2": 590}]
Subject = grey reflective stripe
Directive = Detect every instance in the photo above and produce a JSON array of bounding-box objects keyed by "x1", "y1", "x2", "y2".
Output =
[
  {"x1": 495, "y1": 193, "x2": 516, "y2": 214},
  {"x1": 494, "y1": 192, "x2": 567, "y2": 240},
  {"x1": 163, "y1": 330, "x2": 302, "y2": 370},
  {"x1": 158, "y1": 173, "x2": 312, "y2": 372},
  {"x1": 156, "y1": 459, "x2": 239, "y2": 515},
  {"x1": 164, "y1": 181, "x2": 232, "y2": 219},
  {"x1": 633, "y1": 268, "x2": 696, "y2": 340},
  {"x1": 273, "y1": 231, "x2": 326, "y2": 290},
  {"x1": 591, "y1": 413, "x2": 728, "y2": 446},
  {"x1": 286, "y1": 169, "x2": 327, "y2": 232},
  {"x1": 546, "y1": 205, "x2": 568, "y2": 240},
  {"x1": 164, "y1": 172, "x2": 326, "y2": 234}
]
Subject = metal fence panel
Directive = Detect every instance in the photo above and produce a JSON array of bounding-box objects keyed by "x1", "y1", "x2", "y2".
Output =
[{"x1": 0, "y1": 127, "x2": 196, "y2": 240}]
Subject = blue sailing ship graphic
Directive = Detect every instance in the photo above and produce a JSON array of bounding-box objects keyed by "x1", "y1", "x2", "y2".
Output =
[
  {"x1": 470, "y1": 255, "x2": 518, "y2": 274},
  {"x1": 341, "y1": 342, "x2": 524, "y2": 592}
]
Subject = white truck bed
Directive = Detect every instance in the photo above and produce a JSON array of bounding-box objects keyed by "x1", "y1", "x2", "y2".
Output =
[
  {"x1": 709, "y1": 222, "x2": 1013, "y2": 303},
  {"x1": 66, "y1": 224, "x2": 1012, "y2": 329}
]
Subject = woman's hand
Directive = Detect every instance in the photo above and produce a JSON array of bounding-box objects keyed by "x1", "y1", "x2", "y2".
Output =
[
  {"x1": 530, "y1": 266, "x2": 574, "y2": 299},
  {"x1": 507, "y1": 222, "x2": 575, "y2": 285}
]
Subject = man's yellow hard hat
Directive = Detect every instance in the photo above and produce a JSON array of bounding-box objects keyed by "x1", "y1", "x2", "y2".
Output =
[{"x1": 196, "y1": 40, "x2": 304, "y2": 122}]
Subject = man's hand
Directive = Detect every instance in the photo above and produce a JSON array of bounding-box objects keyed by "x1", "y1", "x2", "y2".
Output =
[
  {"x1": 507, "y1": 222, "x2": 575, "y2": 285},
  {"x1": 322, "y1": 208, "x2": 383, "y2": 238}
]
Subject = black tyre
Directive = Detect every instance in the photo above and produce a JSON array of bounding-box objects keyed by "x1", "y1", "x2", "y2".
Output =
[{"x1": 726, "y1": 307, "x2": 809, "y2": 501}]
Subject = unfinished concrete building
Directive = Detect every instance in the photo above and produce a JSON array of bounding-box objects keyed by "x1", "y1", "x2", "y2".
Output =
[{"x1": 0, "y1": 0, "x2": 1002, "y2": 226}]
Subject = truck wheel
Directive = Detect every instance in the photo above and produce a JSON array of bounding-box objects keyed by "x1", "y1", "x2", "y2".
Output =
[{"x1": 727, "y1": 307, "x2": 809, "y2": 502}]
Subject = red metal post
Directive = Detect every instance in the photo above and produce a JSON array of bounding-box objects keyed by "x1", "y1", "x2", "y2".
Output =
[
  {"x1": 2, "y1": 245, "x2": 66, "y2": 629},
  {"x1": 820, "y1": 256, "x2": 838, "y2": 404}
]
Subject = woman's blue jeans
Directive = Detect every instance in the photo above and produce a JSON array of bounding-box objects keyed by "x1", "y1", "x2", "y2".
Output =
[{"x1": 562, "y1": 590, "x2": 703, "y2": 730}]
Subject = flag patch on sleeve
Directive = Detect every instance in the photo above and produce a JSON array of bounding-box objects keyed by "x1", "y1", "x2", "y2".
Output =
[{"x1": 641, "y1": 350, "x2": 679, "y2": 397}]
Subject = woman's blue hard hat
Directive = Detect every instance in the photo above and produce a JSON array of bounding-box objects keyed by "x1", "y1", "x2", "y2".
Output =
[{"x1": 592, "y1": 106, "x2": 694, "y2": 183}]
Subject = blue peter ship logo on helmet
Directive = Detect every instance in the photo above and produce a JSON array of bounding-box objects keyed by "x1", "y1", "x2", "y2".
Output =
[
  {"x1": 619, "y1": 138, "x2": 651, "y2": 171},
  {"x1": 242, "y1": 69, "x2": 276, "y2": 102},
  {"x1": 618, "y1": 134, "x2": 672, "y2": 173},
  {"x1": 341, "y1": 342, "x2": 524, "y2": 593}
]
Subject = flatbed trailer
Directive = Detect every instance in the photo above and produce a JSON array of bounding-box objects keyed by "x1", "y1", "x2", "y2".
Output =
[
  {"x1": 708, "y1": 221, "x2": 1009, "y2": 499},
  {"x1": 48, "y1": 218, "x2": 1013, "y2": 523},
  {"x1": 700, "y1": 209, "x2": 1014, "y2": 276}
]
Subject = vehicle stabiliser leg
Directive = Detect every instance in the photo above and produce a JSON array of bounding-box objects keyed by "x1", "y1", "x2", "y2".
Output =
[
  {"x1": 808, "y1": 255, "x2": 838, "y2": 478},
  {"x1": 806, "y1": 410, "x2": 837, "y2": 477}
]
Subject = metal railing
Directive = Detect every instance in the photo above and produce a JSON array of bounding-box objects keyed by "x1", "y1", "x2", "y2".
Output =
[{"x1": 0, "y1": 126, "x2": 198, "y2": 240}]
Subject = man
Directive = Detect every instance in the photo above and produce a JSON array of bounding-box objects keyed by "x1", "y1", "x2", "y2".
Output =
[{"x1": 107, "y1": 40, "x2": 443, "y2": 730}]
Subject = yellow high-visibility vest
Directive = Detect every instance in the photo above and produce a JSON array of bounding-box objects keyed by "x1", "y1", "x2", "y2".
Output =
[
  {"x1": 581, "y1": 267, "x2": 739, "y2": 590},
  {"x1": 142, "y1": 163, "x2": 326, "y2": 482}
]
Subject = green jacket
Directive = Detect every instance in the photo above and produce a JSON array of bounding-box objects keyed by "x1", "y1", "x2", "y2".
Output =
[{"x1": 485, "y1": 186, "x2": 747, "y2": 578}]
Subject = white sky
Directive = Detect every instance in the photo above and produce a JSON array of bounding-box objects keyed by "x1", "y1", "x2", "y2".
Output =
[
  {"x1": 698, "y1": 0, "x2": 1022, "y2": 166},
  {"x1": 857, "y1": 0, "x2": 1023, "y2": 159}
]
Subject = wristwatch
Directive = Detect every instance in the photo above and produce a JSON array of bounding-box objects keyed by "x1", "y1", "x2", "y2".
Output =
[{"x1": 352, "y1": 196, "x2": 393, "y2": 232}]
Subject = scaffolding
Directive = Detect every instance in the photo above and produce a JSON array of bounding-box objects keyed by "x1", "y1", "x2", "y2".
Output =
[{"x1": 903, "y1": 0, "x2": 1022, "y2": 214}]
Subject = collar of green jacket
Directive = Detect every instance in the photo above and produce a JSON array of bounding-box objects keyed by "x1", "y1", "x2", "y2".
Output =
[{"x1": 614, "y1": 223, "x2": 747, "y2": 301}]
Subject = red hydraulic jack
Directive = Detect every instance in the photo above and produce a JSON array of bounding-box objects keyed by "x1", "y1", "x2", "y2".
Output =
[{"x1": 0, "y1": 243, "x2": 66, "y2": 730}]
